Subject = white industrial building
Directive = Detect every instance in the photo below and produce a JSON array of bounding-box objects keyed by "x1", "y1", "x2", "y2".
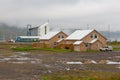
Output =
[
  {"x1": 16, "y1": 22, "x2": 50, "y2": 42},
  {"x1": 29, "y1": 22, "x2": 50, "y2": 36}
]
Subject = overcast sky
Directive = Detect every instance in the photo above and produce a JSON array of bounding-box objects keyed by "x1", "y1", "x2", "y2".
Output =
[{"x1": 0, "y1": 0, "x2": 120, "y2": 31}]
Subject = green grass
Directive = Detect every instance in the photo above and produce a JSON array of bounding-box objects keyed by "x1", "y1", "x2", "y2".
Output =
[
  {"x1": 12, "y1": 46, "x2": 101, "y2": 53},
  {"x1": 85, "y1": 50, "x2": 99, "y2": 53},
  {"x1": 12, "y1": 46, "x2": 70, "y2": 52},
  {"x1": 108, "y1": 41, "x2": 120, "y2": 46},
  {"x1": 113, "y1": 48, "x2": 120, "y2": 51},
  {"x1": 39, "y1": 71, "x2": 120, "y2": 80}
]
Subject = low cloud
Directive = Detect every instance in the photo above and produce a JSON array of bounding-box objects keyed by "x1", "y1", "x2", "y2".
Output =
[{"x1": 0, "y1": 0, "x2": 120, "y2": 31}]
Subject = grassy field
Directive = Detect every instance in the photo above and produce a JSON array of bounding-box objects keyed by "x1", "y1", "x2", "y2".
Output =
[
  {"x1": 108, "y1": 41, "x2": 120, "y2": 46},
  {"x1": 1, "y1": 42, "x2": 120, "y2": 52},
  {"x1": 0, "y1": 42, "x2": 120, "y2": 80},
  {"x1": 12, "y1": 46, "x2": 120, "y2": 53},
  {"x1": 12, "y1": 46, "x2": 71, "y2": 53}
]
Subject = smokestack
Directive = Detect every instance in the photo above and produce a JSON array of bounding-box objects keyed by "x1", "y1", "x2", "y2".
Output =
[{"x1": 27, "y1": 24, "x2": 29, "y2": 36}]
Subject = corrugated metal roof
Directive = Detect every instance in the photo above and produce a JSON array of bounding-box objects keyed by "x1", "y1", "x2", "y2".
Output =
[
  {"x1": 18, "y1": 36, "x2": 41, "y2": 39},
  {"x1": 66, "y1": 29, "x2": 94, "y2": 40},
  {"x1": 73, "y1": 41, "x2": 83, "y2": 45},
  {"x1": 40, "y1": 31, "x2": 60, "y2": 40},
  {"x1": 39, "y1": 22, "x2": 48, "y2": 29},
  {"x1": 29, "y1": 26, "x2": 39, "y2": 30},
  {"x1": 29, "y1": 22, "x2": 48, "y2": 30}
]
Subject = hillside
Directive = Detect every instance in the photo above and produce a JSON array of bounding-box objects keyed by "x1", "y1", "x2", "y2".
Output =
[
  {"x1": 0, "y1": 23, "x2": 27, "y2": 40},
  {"x1": 0, "y1": 23, "x2": 120, "y2": 41},
  {"x1": 100, "y1": 31, "x2": 120, "y2": 41}
]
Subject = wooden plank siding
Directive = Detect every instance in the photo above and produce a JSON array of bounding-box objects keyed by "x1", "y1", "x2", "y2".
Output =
[
  {"x1": 57, "y1": 30, "x2": 107, "y2": 51},
  {"x1": 39, "y1": 31, "x2": 68, "y2": 48},
  {"x1": 32, "y1": 29, "x2": 107, "y2": 51}
]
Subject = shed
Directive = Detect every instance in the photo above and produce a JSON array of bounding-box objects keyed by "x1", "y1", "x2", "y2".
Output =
[{"x1": 73, "y1": 41, "x2": 86, "y2": 51}]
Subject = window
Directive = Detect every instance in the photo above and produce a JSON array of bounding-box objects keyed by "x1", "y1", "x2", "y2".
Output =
[
  {"x1": 85, "y1": 43, "x2": 89, "y2": 47},
  {"x1": 45, "y1": 26, "x2": 47, "y2": 34},
  {"x1": 62, "y1": 35, "x2": 64, "y2": 38},
  {"x1": 54, "y1": 42, "x2": 57, "y2": 46},
  {"x1": 90, "y1": 34, "x2": 93, "y2": 38},
  {"x1": 58, "y1": 35, "x2": 60, "y2": 38},
  {"x1": 91, "y1": 34, "x2": 98, "y2": 39},
  {"x1": 95, "y1": 34, "x2": 98, "y2": 38}
]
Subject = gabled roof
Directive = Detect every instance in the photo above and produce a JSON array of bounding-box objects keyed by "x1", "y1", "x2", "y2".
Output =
[
  {"x1": 39, "y1": 22, "x2": 48, "y2": 29},
  {"x1": 29, "y1": 26, "x2": 39, "y2": 30},
  {"x1": 66, "y1": 29, "x2": 94, "y2": 40},
  {"x1": 18, "y1": 36, "x2": 41, "y2": 39},
  {"x1": 40, "y1": 31, "x2": 60, "y2": 40},
  {"x1": 29, "y1": 22, "x2": 48, "y2": 30},
  {"x1": 73, "y1": 41, "x2": 83, "y2": 45}
]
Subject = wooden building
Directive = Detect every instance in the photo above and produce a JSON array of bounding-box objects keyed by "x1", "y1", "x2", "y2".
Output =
[
  {"x1": 38, "y1": 31, "x2": 68, "y2": 48},
  {"x1": 57, "y1": 29, "x2": 107, "y2": 51}
]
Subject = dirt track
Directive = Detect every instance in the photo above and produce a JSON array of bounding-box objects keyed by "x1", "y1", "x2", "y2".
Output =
[{"x1": 0, "y1": 48, "x2": 120, "y2": 80}]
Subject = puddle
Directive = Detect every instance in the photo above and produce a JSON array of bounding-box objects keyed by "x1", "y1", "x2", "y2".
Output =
[
  {"x1": 15, "y1": 57, "x2": 31, "y2": 60},
  {"x1": 3, "y1": 58, "x2": 11, "y2": 61},
  {"x1": 31, "y1": 59, "x2": 41, "y2": 64},
  {"x1": 8, "y1": 61, "x2": 26, "y2": 64},
  {"x1": 15, "y1": 52, "x2": 29, "y2": 55},
  {"x1": 66, "y1": 62, "x2": 83, "y2": 64},
  {"x1": 43, "y1": 64, "x2": 52, "y2": 68},
  {"x1": 117, "y1": 65, "x2": 120, "y2": 69},
  {"x1": 106, "y1": 60, "x2": 120, "y2": 64},
  {"x1": 66, "y1": 67, "x2": 70, "y2": 70},
  {"x1": 10, "y1": 55, "x2": 22, "y2": 58},
  {"x1": 0, "y1": 57, "x2": 42, "y2": 64},
  {"x1": 1, "y1": 57, "x2": 31, "y2": 61},
  {"x1": 31, "y1": 61, "x2": 36, "y2": 64},
  {"x1": 0, "y1": 54, "x2": 42, "y2": 64},
  {"x1": 114, "y1": 56, "x2": 120, "y2": 58},
  {"x1": 91, "y1": 60, "x2": 97, "y2": 64}
]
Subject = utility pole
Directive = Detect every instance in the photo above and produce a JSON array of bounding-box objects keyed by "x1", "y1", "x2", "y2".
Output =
[
  {"x1": 29, "y1": 24, "x2": 32, "y2": 36},
  {"x1": 108, "y1": 24, "x2": 111, "y2": 42},
  {"x1": 27, "y1": 24, "x2": 29, "y2": 36}
]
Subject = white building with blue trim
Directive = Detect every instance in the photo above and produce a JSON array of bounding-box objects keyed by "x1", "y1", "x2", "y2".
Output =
[{"x1": 16, "y1": 22, "x2": 50, "y2": 42}]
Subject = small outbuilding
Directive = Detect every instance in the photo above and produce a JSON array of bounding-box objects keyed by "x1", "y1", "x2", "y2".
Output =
[
  {"x1": 73, "y1": 41, "x2": 86, "y2": 51},
  {"x1": 89, "y1": 39, "x2": 103, "y2": 50}
]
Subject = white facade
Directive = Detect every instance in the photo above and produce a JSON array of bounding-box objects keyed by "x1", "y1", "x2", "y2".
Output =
[
  {"x1": 30, "y1": 22, "x2": 49, "y2": 36},
  {"x1": 38, "y1": 22, "x2": 49, "y2": 36}
]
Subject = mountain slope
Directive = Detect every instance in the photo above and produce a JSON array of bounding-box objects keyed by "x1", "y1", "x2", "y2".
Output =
[{"x1": 0, "y1": 23, "x2": 27, "y2": 40}]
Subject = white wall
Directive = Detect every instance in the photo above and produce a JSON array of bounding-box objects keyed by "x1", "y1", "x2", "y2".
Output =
[{"x1": 38, "y1": 23, "x2": 50, "y2": 36}]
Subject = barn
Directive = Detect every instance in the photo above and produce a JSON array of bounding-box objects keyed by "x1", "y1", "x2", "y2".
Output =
[{"x1": 57, "y1": 29, "x2": 107, "y2": 51}]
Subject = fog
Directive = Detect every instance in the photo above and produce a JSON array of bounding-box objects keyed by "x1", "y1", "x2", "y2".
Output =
[{"x1": 0, "y1": 0, "x2": 120, "y2": 31}]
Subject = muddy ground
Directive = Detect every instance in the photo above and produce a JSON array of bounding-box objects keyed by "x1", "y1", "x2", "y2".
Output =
[{"x1": 0, "y1": 48, "x2": 120, "y2": 80}]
